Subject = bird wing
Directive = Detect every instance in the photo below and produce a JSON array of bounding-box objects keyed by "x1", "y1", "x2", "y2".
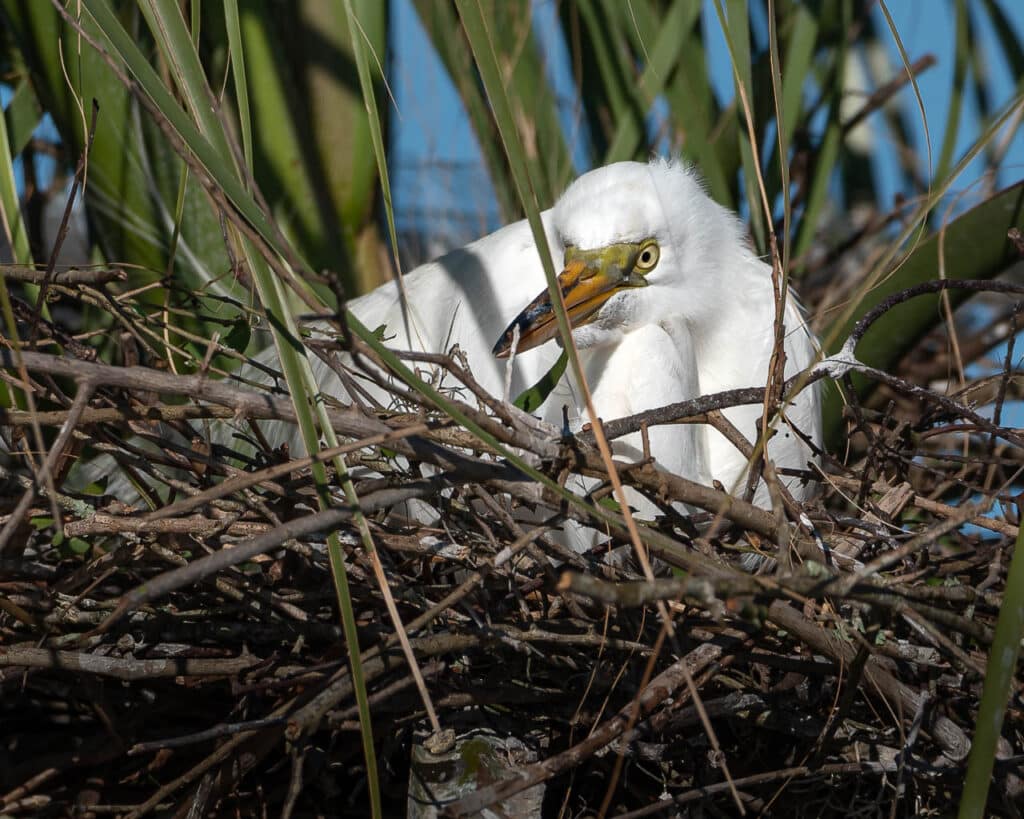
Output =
[
  {"x1": 345, "y1": 211, "x2": 566, "y2": 404},
  {"x1": 697, "y1": 278, "x2": 822, "y2": 500}
]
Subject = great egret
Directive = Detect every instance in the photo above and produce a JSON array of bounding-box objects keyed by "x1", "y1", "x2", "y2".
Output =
[{"x1": 265, "y1": 158, "x2": 821, "y2": 528}]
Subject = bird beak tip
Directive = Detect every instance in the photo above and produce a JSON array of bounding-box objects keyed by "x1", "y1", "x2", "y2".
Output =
[{"x1": 493, "y1": 256, "x2": 630, "y2": 359}]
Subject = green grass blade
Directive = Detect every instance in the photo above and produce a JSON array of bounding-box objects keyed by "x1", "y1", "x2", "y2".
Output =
[
  {"x1": 223, "y1": 0, "x2": 253, "y2": 176},
  {"x1": 137, "y1": 1, "x2": 236, "y2": 170},
  {"x1": 412, "y1": 0, "x2": 520, "y2": 221},
  {"x1": 759, "y1": 1, "x2": 819, "y2": 224},
  {"x1": 514, "y1": 350, "x2": 568, "y2": 413},
  {"x1": 935, "y1": 0, "x2": 969, "y2": 184},
  {"x1": 603, "y1": 0, "x2": 698, "y2": 164},
  {"x1": 79, "y1": 1, "x2": 305, "y2": 275},
  {"x1": 0, "y1": 84, "x2": 32, "y2": 409},
  {"x1": 417, "y1": 3, "x2": 578, "y2": 208},
  {"x1": 0, "y1": 96, "x2": 31, "y2": 265},
  {"x1": 792, "y1": 0, "x2": 849, "y2": 265},
  {"x1": 230, "y1": 4, "x2": 343, "y2": 272},
  {"x1": 664, "y1": 6, "x2": 732, "y2": 206},
  {"x1": 778, "y1": 4, "x2": 817, "y2": 150},
  {"x1": 791, "y1": 103, "x2": 843, "y2": 263},
  {"x1": 450, "y1": 3, "x2": 561, "y2": 322},
  {"x1": 715, "y1": 0, "x2": 767, "y2": 251},
  {"x1": 958, "y1": 524, "x2": 1024, "y2": 817},
  {"x1": 557, "y1": 1, "x2": 625, "y2": 162},
  {"x1": 301, "y1": 0, "x2": 389, "y2": 293},
  {"x1": 3, "y1": 80, "x2": 42, "y2": 156},
  {"x1": 2, "y1": 1, "x2": 233, "y2": 296},
  {"x1": 451, "y1": 0, "x2": 586, "y2": 410},
  {"x1": 766, "y1": 0, "x2": 791, "y2": 274},
  {"x1": 343, "y1": 0, "x2": 401, "y2": 281}
]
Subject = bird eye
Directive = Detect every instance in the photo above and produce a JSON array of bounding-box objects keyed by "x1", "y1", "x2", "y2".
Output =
[{"x1": 635, "y1": 242, "x2": 660, "y2": 272}]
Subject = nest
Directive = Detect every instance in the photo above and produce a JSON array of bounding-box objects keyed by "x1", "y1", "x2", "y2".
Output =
[{"x1": 1, "y1": 265, "x2": 1023, "y2": 818}]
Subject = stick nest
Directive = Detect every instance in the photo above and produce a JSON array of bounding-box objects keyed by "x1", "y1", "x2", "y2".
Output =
[{"x1": 1, "y1": 268, "x2": 1022, "y2": 818}]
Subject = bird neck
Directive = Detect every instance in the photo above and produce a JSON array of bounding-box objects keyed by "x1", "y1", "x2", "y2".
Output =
[{"x1": 688, "y1": 257, "x2": 780, "y2": 397}]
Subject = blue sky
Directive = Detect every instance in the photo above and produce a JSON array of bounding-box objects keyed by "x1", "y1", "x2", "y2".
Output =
[
  {"x1": 389, "y1": 0, "x2": 1024, "y2": 243},
  {"x1": 0, "y1": 86, "x2": 59, "y2": 197},
  {"x1": 7, "y1": 2, "x2": 1023, "y2": 245}
]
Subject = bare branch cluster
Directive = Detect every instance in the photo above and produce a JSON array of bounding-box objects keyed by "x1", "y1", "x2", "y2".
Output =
[{"x1": 1, "y1": 265, "x2": 1023, "y2": 817}]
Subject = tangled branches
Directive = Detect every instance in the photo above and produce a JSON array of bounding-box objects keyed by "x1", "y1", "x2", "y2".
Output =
[{"x1": 1, "y1": 270, "x2": 1023, "y2": 817}]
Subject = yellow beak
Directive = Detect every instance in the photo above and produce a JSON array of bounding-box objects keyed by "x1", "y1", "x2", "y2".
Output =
[{"x1": 492, "y1": 251, "x2": 648, "y2": 359}]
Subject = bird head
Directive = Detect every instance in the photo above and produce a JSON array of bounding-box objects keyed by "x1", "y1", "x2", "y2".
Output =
[{"x1": 492, "y1": 159, "x2": 748, "y2": 358}]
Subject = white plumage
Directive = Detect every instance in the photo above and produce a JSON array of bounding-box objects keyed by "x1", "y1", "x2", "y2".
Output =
[{"x1": 275, "y1": 159, "x2": 821, "y2": 519}]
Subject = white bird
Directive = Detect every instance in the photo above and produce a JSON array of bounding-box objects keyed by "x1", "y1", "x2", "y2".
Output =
[{"x1": 268, "y1": 158, "x2": 821, "y2": 530}]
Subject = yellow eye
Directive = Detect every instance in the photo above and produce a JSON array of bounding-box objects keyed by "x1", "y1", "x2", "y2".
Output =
[{"x1": 635, "y1": 242, "x2": 660, "y2": 271}]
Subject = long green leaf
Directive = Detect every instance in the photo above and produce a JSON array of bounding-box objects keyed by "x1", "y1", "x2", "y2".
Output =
[
  {"x1": 223, "y1": 0, "x2": 253, "y2": 177},
  {"x1": 412, "y1": 0, "x2": 519, "y2": 221},
  {"x1": 958, "y1": 524, "x2": 1024, "y2": 817},
  {"x1": 0, "y1": 94, "x2": 31, "y2": 265},
  {"x1": 935, "y1": 0, "x2": 970, "y2": 184},
  {"x1": 823, "y1": 180, "x2": 1024, "y2": 442},
  {"x1": 342, "y1": 0, "x2": 401, "y2": 284},
  {"x1": 603, "y1": 0, "x2": 697, "y2": 164},
  {"x1": 2, "y1": 1, "x2": 236, "y2": 304},
  {"x1": 716, "y1": 0, "x2": 767, "y2": 251},
  {"x1": 662, "y1": 4, "x2": 732, "y2": 206},
  {"x1": 3, "y1": 79, "x2": 42, "y2": 157},
  {"x1": 557, "y1": 1, "x2": 625, "y2": 163},
  {"x1": 442, "y1": 0, "x2": 666, "y2": 540},
  {"x1": 0, "y1": 82, "x2": 32, "y2": 412}
]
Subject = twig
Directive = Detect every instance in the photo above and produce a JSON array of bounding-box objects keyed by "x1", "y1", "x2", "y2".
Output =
[
  {"x1": 445, "y1": 642, "x2": 724, "y2": 817},
  {"x1": 29, "y1": 99, "x2": 100, "y2": 340},
  {"x1": 0, "y1": 647, "x2": 260, "y2": 680},
  {"x1": 0, "y1": 266, "x2": 127, "y2": 285},
  {"x1": 0, "y1": 381, "x2": 93, "y2": 554}
]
